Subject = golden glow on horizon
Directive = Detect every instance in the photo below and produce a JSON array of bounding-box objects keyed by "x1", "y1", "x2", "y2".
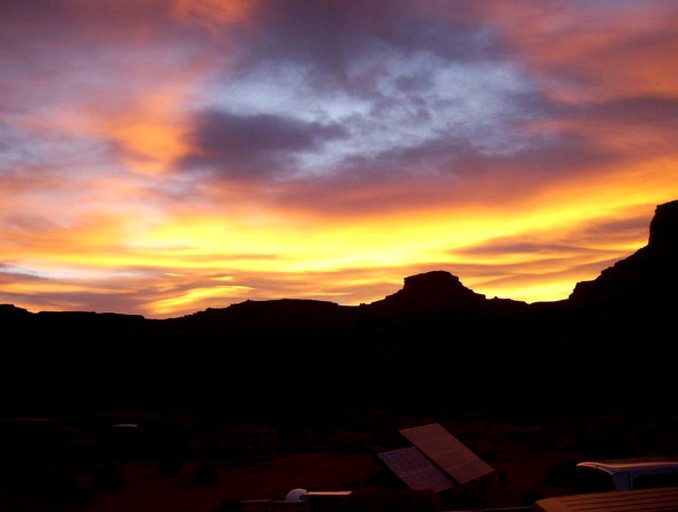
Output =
[
  {"x1": 1, "y1": 281, "x2": 109, "y2": 295},
  {"x1": 5, "y1": 164, "x2": 668, "y2": 302},
  {"x1": 3, "y1": 150, "x2": 670, "y2": 316},
  {"x1": 473, "y1": 278, "x2": 578, "y2": 304},
  {"x1": 152, "y1": 284, "x2": 254, "y2": 316}
]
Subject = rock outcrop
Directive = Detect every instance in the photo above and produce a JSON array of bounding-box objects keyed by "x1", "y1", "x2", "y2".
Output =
[
  {"x1": 568, "y1": 199, "x2": 678, "y2": 309},
  {"x1": 368, "y1": 270, "x2": 487, "y2": 311}
]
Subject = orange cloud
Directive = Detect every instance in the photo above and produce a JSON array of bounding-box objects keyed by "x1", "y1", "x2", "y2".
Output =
[
  {"x1": 485, "y1": 2, "x2": 678, "y2": 103},
  {"x1": 172, "y1": 0, "x2": 256, "y2": 28},
  {"x1": 108, "y1": 112, "x2": 191, "y2": 176}
]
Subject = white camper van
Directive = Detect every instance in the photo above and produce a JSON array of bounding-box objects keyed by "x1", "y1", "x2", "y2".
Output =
[{"x1": 572, "y1": 457, "x2": 678, "y2": 493}]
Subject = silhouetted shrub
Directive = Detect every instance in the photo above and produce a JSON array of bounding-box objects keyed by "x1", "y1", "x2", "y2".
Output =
[
  {"x1": 332, "y1": 432, "x2": 373, "y2": 454},
  {"x1": 214, "y1": 499, "x2": 241, "y2": 512},
  {"x1": 0, "y1": 460, "x2": 88, "y2": 506},
  {"x1": 543, "y1": 461, "x2": 578, "y2": 487},
  {"x1": 191, "y1": 461, "x2": 219, "y2": 485},
  {"x1": 521, "y1": 490, "x2": 545, "y2": 506},
  {"x1": 157, "y1": 458, "x2": 182, "y2": 477},
  {"x1": 565, "y1": 433, "x2": 631, "y2": 458},
  {"x1": 92, "y1": 463, "x2": 124, "y2": 492}
]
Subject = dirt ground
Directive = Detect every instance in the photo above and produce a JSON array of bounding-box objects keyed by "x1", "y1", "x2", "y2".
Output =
[
  {"x1": 3, "y1": 411, "x2": 677, "y2": 512},
  {"x1": 36, "y1": 450, "x2": 563, "y2": 512}
]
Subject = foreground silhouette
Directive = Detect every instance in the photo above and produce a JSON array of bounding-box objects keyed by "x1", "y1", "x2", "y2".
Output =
[{"x1": 1, "y1": 199, "x2": 677, "y2": 418}]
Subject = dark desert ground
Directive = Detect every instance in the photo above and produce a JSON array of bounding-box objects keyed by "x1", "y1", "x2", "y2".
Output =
[
  {"x1": 2, "y1": 409, "x2": 677, "y2": 512},
  {"x1": 2, "y1": 200, "x2": 677, "y2": 512}
]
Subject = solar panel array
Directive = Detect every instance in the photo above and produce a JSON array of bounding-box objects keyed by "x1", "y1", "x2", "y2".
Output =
[
  {"x1": 376, "y1": 422, "x2": 495, "y2": 493},
  {"x1": 399, "y1": 423, "x2": 494, "y2": 485},
  {"x1": 376, "y1": 447, "x2": 455, "y2": 493}
]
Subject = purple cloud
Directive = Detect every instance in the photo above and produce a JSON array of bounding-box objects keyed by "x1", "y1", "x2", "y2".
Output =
[{"x1": 179, "y1": 110, "x2": 348, "y2": 179}]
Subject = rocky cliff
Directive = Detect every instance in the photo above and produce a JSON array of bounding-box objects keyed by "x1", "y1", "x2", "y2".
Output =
[
  {"x1": 568, "y1": 199, "x2": 678, "y2": 311},
  {"x1": 2, "y1": 200, "x2": 676, "y2": 418}
]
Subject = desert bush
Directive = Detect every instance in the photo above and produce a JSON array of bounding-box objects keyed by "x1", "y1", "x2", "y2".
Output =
[
  {"x1": 92, "y1": 463, "x2": 124, "y2": 492},
  {"x1": 191, "y1": 461, "x2": 219, "y2": 485},
  {"x1": 543, "y1": 461, "x2": 578, "y2": 487}
]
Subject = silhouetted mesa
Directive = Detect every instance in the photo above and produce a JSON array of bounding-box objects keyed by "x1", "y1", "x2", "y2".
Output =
[
  {"x1": 369, "y1": 270, "x2": 486, "y2": 311},
  {"x1": 1, "y1": 199, "x2": 677, "y2": 417}
]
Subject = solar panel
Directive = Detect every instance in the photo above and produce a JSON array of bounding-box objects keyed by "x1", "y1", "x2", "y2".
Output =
[
  {"x1": 377, "y1": 447, "x2": 455, "y2": 493},
  {"x1": 399, "y1": 423, "x2": 494, "y2": 485}
]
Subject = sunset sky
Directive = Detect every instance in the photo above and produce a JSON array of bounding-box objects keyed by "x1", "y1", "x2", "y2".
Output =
[{"x1": 2, "y1": 0, "x2": 677, "y2": 319}]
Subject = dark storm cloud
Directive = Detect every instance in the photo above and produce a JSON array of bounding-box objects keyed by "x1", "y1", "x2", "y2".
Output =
[
  {"x1": 334, "y1": 126, "x2": 615, "y2": 184},
  {"x1": 152, "y1": 1, "x2": 560, "y2": 188},
  {"x1": 180, "y1": 110, "x2": 348, "y2": 179},
  {"x1": 227, "y1": 1, "x2": 496, "y2": 93},
  {"x1": 264, "y1": 126, "x2": 621, "y2": 218}
]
